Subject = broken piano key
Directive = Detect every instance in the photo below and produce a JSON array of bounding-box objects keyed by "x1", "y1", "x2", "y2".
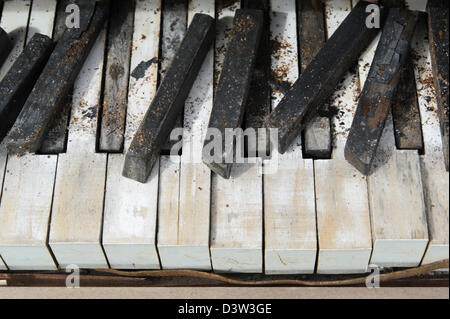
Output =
[
  {"x1": 427, "y1": 0, "x2": 449, "y2": 171},
  {"x1": 263, "y1": 1, "x2": 385, "y2": 154},
  {"x1": 0, "y1": 26, "x2": 12, "y2": 68},
  {"x1": 5, "y1": 0, "x2": 108, "y2": 154},
  {"x1": 122, "y1": 13, "x2": 215, "y2": 183},
  {"x1": 0, "y1": 33, "x2": 54, "y2": 143},
  {"x1": 202, "y1": 9, "x2": 263, "y2": 179},
  {"x1": 345, "y1": 8, "x2": 418, "y2": 175}
]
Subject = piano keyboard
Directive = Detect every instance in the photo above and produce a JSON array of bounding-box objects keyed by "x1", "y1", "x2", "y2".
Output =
[{"x1": 0, "y1": 0, "x2": 448, "y2": 274}]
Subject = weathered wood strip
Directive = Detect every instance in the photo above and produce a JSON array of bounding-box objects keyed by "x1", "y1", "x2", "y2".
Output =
[
  {"x1": 298, "y1": 0, "x2": 331, "y2": 159},
  {"x1": 315, "y1": 0, "x2": 372, "y2": 274},
  {"x1": 160, "y1": 0, "x2": 188, "y2": 153},
  {"x1": 39, "y1": 0, "x2": 76, "y2": 154},
  {"x1": 263, "y1": 1, "x2": 384, "y2": 154},
  {"x1": 99, "y1": 0, "x2": 134, "y2": 152},
  {"x1": 345, "y1": 8, "x2": 418, "y2": 175},
  {"x1": 241, "y1": 0, "x2": 270, "y2": 140},
  {"x1": 123, "y1": 13, "x2": 215, "y2": 183},
  {"x1": 427, "y1": 0, "x2": 449, "y2": 171},
  {"x1": 103, "y1": 0, "x2": 162, "y2": 269},
  {"x1": 0, "y1": 27, "x2": 12, "y2": 68},
  {"x1": 411, "y1": 17, "x2": 449, "y2": 267},
  {"x1": 6, "y1": 1, "x2": 108, "y2": 154},
  {"x1": 203, "y1": 9, "x2": 263, "y2": 179},
  {"x1": 0, "y1": 34, "x2": 54, "y2": 143},
  {"x1": 392, "y1": 61, "x2": 424, "y2": 150}
]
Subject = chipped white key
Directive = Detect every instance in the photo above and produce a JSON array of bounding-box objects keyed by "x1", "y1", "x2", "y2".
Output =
[{"x1": 103, "y1": 0, "x2": 161, "y2": 269}]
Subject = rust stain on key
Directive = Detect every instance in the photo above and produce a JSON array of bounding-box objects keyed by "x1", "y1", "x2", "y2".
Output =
[
  {"x1": 263, "y1": 1, "x2": 385, "y2": 154},
  {"x1": 427, "y1": 0, "x2": 449, "y2": 171},
  {"x1": 5, "y1": 0, "x2": 108, "y2": 155},
  {"x1": 122, "y1": 13, "x2": 215, "y2": 183},
  {"x1": 345, "y1": 8, "x2": 418, "y2": 175}
]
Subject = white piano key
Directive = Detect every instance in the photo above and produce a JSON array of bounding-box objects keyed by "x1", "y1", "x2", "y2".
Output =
[
  {"x1": 0, "y1": 0, "x2": 58, "y2": 271},
  {"x1": 411, "y1": 19, "x2": 449, "y2": 267},
  {"x1": 103, "y1": 0, "x2": 162, "y2": 269},
  {"x1": 315, "y1": 0, "x2": 372, "y2": 274},
  {"x1": 162, "y1": 0, "x2": 214, "y2": 270},
  {"x1": 210, "y1": 161, "x2": 263, "y2": 273},
  {"x1": 355, "y1": 23, "x2": 429, "y2": 268},
  {"x1": 208, "y1": 0, "x2": 263, "y2": 274},
  {"x1": 263, "y1": 0, "x2": 316, "y2": 275},
  {"x1": 49, "y1": 24, "x2": 108, "y2": 269}
]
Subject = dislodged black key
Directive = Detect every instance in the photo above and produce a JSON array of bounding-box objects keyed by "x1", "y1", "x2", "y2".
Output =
[
  {"x1": 202, "y1": 9, "x2": 263, "y2": 179},
  {"x1": 345, "y1": 8, "x2": 418, "y2": 175},
  {"x1": 297, "y1": 0, "x2": 331, "y2": 159},
  {"x1": 427, "y1": 0, "x2": 449, "y2": 171},
  {"x1": 392, "y1": 60, "x2": 424, "y2": 150},
  {"x1": 0, "y1": 27, "x2": 12, "y2": 69},
  {"x1": 99, "y1": 0, "x2": 134, "y2": 152},
  {"x1": 263, "y1": 1, "x2": 385, "y2": 154},
  {"x1": 0, "y1": 33, "x2": 54, "y2": 143},
  {"x1": 160, "y1": 0, "x2": 188, "y2": 153},
  {"x1": 6, "y1": 0, "x2": 108, "y2": 154},
  {"x1": 242, "y1": 0, "x2": 270, "y2": 157},
  {"x1": 122, "y1": 13, "x2": 215, "y2": 183}
]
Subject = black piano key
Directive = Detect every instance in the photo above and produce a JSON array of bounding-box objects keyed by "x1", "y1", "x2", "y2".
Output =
[
  {"x1": 123, "y1": 13, "x2": 215, "y2": 183},
  {"x1": 0, "y1": 27, "x2": 12, "y2": 69},
  {"x1": 39, "y1": 0, "x2": 77, "y2": 154},
  {"x1": 345, "y1": 8, "x2": 418, "y2": 175},
  {"x1": 6, "y1": 0, "x2": 109, "y2": 154},
  {"x1": 0, "y1": 33, "x2": 54, "y2": 143},
  {"x1": 392, "y1": 60, "x2": 424, "y2": 150},
  {"x1": 98, "y1": 0, "x2": 134, "y2": 152},
  {"x1": 263, "y1": 1, "x2": 385, "y2": 154},
  {"x1": 297, "y1": 0, "x2": 332, "y2": 159},
  {"x1": 202, "y1": 9, "x2": 263, "y2": 179},
  {"x1": 427, "y1": 0, "x2": 449, "y2": 171},
  {"x1": 241, "y1": 0, "x2": 271, "y2": 158},
  {"x1": 160, "y1": 0, "x2": 188, "y2": 153}
]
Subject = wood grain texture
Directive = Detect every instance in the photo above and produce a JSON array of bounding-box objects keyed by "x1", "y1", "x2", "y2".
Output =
[{"x1": 103, "y1": 0, "x2": 162, "y2": 269}]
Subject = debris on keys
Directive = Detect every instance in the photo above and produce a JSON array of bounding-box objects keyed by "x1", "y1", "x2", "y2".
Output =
[
  {"x1": 0, "y1": 27, "x2": 12, "y2": 68},
  {"x1": 0, "y1": 33, "x2": 54, "y2": 143},
  {"x1": 345, "y1": 8, "x2": 418, "y2": 175},
  {"x1": 5, "y1": 0, "x2": 108, "y2": 154},
  {"x1": 202, "y1": 9, "x2": 263, "y2": 179},
  {"x1": 392, "y1": 61, "x2": 424, "y2": 150},
  {"x1": 263, "y1": 1, "x2": 385, "y2": 154},
  {"x1": 123, "y1": 13, "x2": 215, "y2": 183},
  {"x1": 427, "y1": 0, "x2": 449, "y2": 171},
  {"x1": 99, "y1": 0, "x2": 134, "y2": 152}
]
